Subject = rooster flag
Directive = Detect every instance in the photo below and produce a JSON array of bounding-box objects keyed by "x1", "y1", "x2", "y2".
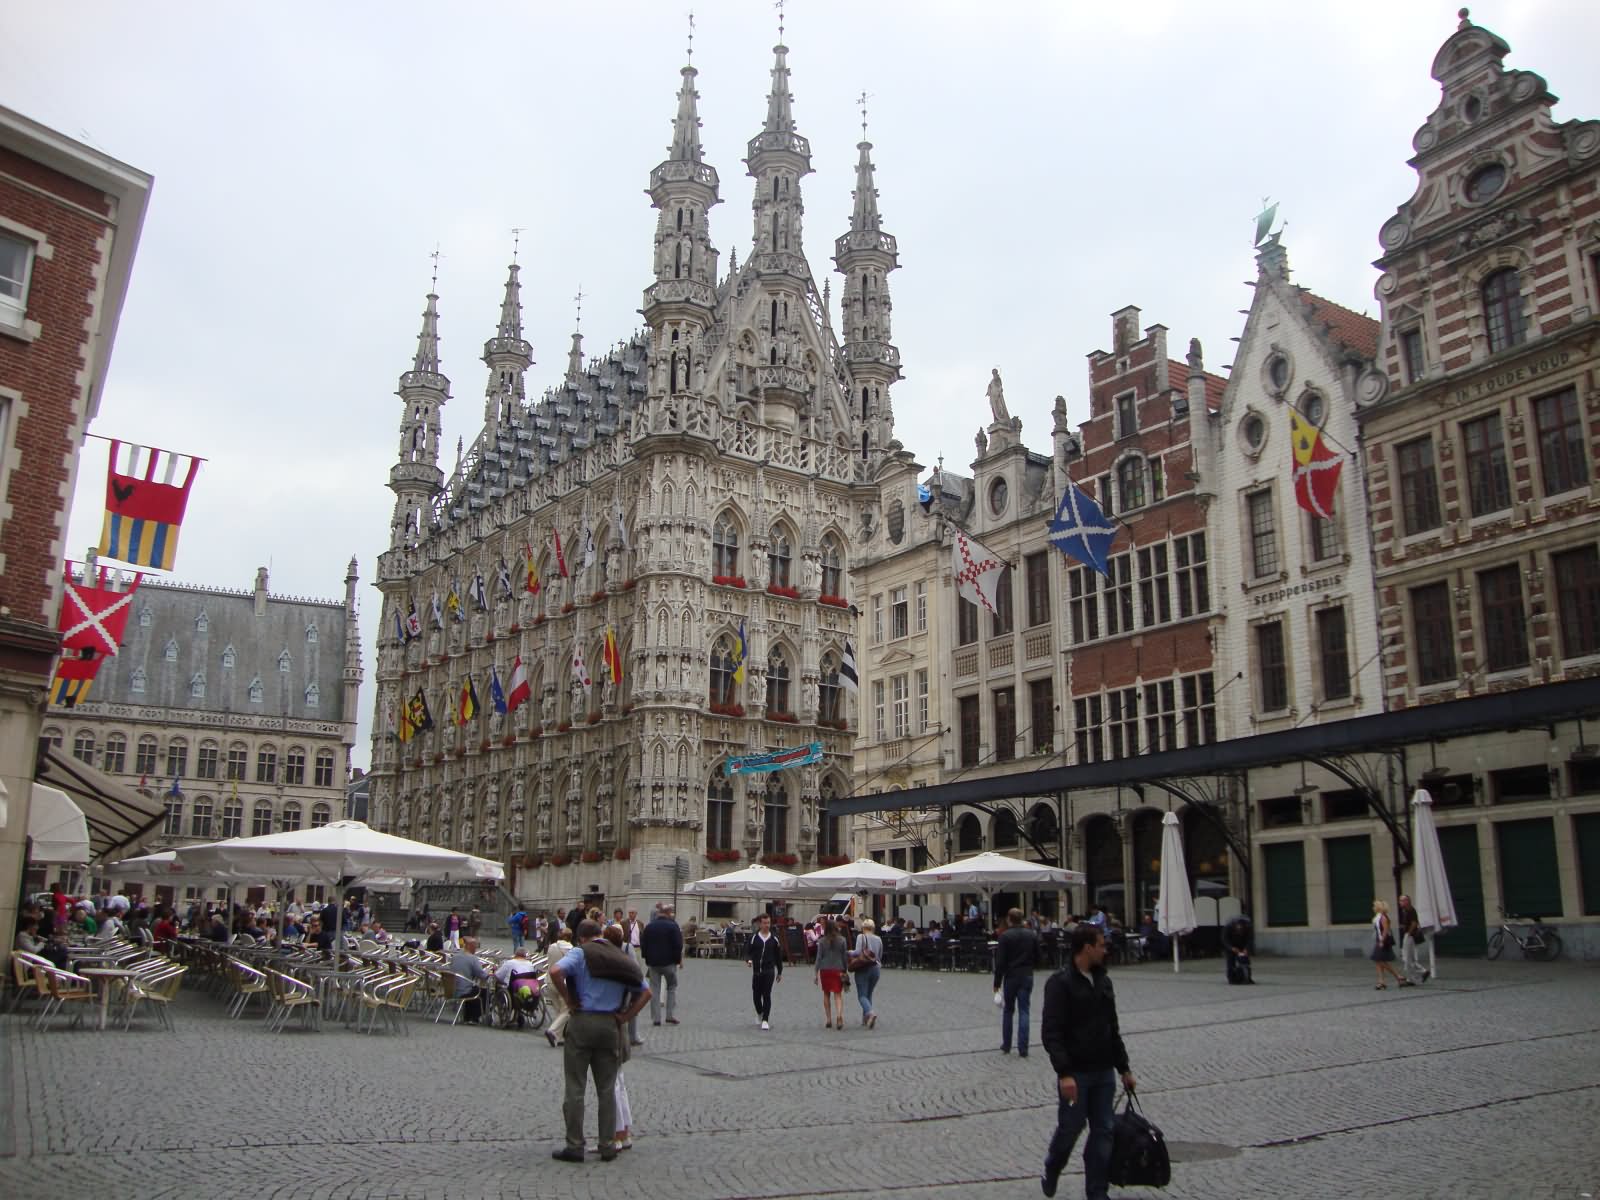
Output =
[
  {"x1": 445, "y1": 579, "x2": 463, "y2": 622},
  {"x1": 98, "y1": 439, "x2": 203, "y2": 571},
  {"x1": 603, "y1": 625, "x2": 623, "y2": 686},
  {"x1": 523, "y1": 543, "x2": 541, "y2": 596},
  {"x1": 58, "y1": 562, "x2": 141, "y2": 665},
  {"x1": 952, "y1": 528, "x2": 1007, "y2": 615},
  {"x1": 1291, "y1": 409, "x2": 1343, "y2": 519},
  {"x1": 505, "y1": 655, "x2": 531, "y2": 712},
  {"x1": 552, "y1": 528, "x2": 570, "y2": 578},
  {"x1": 405, "y1": 688, "x2": 435, "y2": 735}
]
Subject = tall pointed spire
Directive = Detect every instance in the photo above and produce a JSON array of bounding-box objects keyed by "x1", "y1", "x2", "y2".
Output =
[
  {"x1": 850, "y1": 101, "x2": 881, "y2": 233},
  {"x1": 412, "y1": 291, "x2": 441, "y2": 374},
  {"x1": 669, "y1": 62, "x2": 705, "y2": 163},
  {"x1": 496, "y1": 262, "x2": 525, "y2": 342},
  {"x1": 763, "y1": 41, "x2": 796, "y2": 137},
  {"x1": 390, "y1": 275, "x2": 450, "y2": 550},
  {"x1": 482, "y1": 259, "x2": 533, "y2": 434},
  {"x1": 745, "y1": 33, "x2": 812, "y2": 274}
]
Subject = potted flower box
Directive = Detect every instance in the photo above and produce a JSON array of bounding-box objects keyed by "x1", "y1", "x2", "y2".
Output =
[
  {"x1": 614, "y1": 848, "x2": 631, "y2": 861},
  {"x1": 580, "y1": 850, "x2": 603, "y2": 864},
  {"x1": 585, "y1": 712, "x2": 602, "y2": 725},
  {"x1": 623, "y1": 579, "x2": 637, "y2": 590},
  {"x1": 550, "y1": 854, "x2": 571, "y2": 867},
  {"x1": 590, "y1": 590, "x2": 607, "y2": 603},
  {"x1": 768, "y1": 711, "x2": 797, "y2": 724},
  {"x1": 502, "y1": 735, "x2": 517, "y2": 747},
  {"x1": 557, "y1": 721, "x2": 572, "y2": 733},
  {"x1": 766, "y1": 584, "x2": 800, "y2": 599},
  {"x1": 819, "y1": 594, "x2": 849, "y2": 609}
]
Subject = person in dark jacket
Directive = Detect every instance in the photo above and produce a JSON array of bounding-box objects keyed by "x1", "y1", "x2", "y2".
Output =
[
  {"x1": 744, "y1": 912, "x2": 784, "y2": 1029},
  {"x1": 1224, "y1": 914, "x2": 1254, "y2": 984},
  {"x1": 1039, "y1": 924, "x2": 1136, "y2": 1200},
  {"x1": 992, "y1": 907, "x2": 1040, "y2": 1056},
  {"x1": 640, "y1": 903, "x2": 684, "y2": 1026}
]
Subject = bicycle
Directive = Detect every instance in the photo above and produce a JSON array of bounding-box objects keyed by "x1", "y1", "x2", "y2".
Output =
[{"x1": 1487, "y1": 912, "x2": 1562, "y2": 961}]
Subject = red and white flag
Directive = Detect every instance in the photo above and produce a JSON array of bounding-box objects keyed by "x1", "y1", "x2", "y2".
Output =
[
  {"x1": 506, "y1": 655, "x2": 531, "y2": 712},
  {"x1": 952, "y1": 529, "x2": 1007, "y2": 615},
  {"x1": 570, "y1": 638, "x2": 592, "y2": 692},
  {"x1": 552, "y1": 528, "x2": 570, "y2": 578}
]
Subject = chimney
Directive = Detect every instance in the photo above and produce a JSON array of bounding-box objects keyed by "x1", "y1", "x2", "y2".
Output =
[{"x1": 254, "y1": 567, "x2": 269, "y2": 618}]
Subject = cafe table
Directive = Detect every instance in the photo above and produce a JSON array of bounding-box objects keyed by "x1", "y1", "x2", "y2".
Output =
[{"x1": 78, "y1": 967, "x2": 139, "y2": 1032}]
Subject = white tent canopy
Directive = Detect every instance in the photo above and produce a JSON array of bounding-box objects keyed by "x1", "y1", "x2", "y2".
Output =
[
  {"x1": 27, "y1": 783, "x2": 91, "y2": 865},
  {"x1": 899, "y1": 851, "x2": 1085, "y2": 892},
  {"x1": 1156, "y1": 810, "x2": 1199, "y2": 973},
  {"x1": 681, "y1": 863, "x2": 799, "y2": 896},
  {"x1": 174, "y1": 820, "x2": 503, "y2": 887},
  {"x1": 789, "y1": 858, "x2": 910, "y2": 895}
]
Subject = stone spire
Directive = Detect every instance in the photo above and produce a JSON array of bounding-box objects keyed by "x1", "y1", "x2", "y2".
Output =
[
  {"x1": 567, "y1": 329, "x2": 584, "y2": 379},
  {"x1": 762, "y1": 41, "x2": 796, "y2": 138},
  {"x1": 668, "y1": 61, "x2": 705, "y2": 164},
  {"x1": 389, "y1": 283, "x2": 450, "y2": 549},
  {"x1": 833, "y1": 104, "x2": 901, "y2": 472},
  {"x1": 745, "y1": 39, "x2": 813, "y2": 265},
  {"x1": 482, "y1": 261, "x2": 533, "y2": 434}
]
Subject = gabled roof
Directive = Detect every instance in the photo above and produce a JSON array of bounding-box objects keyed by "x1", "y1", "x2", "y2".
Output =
[
  {"x1": 1296, "y1": 290, "x2": 1379, "y2": 360},
  {"x1": 1167, "y1": 361, "x2": 1226, "y2": 412}
]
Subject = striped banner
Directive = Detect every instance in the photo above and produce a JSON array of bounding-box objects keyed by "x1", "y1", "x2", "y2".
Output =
[
  {"x1": 98, "y1": 439, "x2": 203, "y2": 571},
  {"x1": 725, "y1": 741, "x2": 823, "y2": 776}
]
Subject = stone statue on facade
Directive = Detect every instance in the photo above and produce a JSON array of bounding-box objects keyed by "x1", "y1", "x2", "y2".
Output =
[
  {"x1": 975, "y1": 426, "x2": 988, "y2": 456},
  {"x1": 987, "y1": 368, "x2": 1010, "y2": 423}
]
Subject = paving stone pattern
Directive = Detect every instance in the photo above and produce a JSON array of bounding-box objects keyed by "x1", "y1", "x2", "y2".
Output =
[{"x1": 3, "y1": 955, "x2": 1597, "y2": 1199}]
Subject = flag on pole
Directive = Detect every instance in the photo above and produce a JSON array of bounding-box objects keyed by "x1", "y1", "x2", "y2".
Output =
[
  {"x1": 470, "y1": 572, "x2": 489, "y2": 611},
  {"x1": 49, "y1": 674, "x2": 93, "y2": 708},
  {"x1": 553, "y1": 529, "x2": 570, "y2": 578},
  {"x1": 430, "y1": 591, "x2": 445, "y2": 629},
  {"x1": 523, "y1": 543, "x2": 541, "y2": 595},
  {"x1": 570, "y1": 638, "x2": 592, "y2": 693},
  {"x1": 951, "y1": 528, "x2": 1007, "y2": 615},
  {"x1": 496, "y1": 557, "x2": 514, "y2": 598},
  {"x1": 406, "y1": 688, "x2": 435, "y2": 735},
  {"x1": 1290, "y1": 409, "x2": 1344, "y2": 519},
  {"x1": 166, "y1": 774, "x2": 182, "y2": 798},
  {"x1": 97, "y1": 438, "x2": 203, "y2": 571},
  {"x1": 488, "y1": 664, "x2": 509, "y2": 714},
  {"x1": 580, "y1": 523, "x2": 597, "y2": 570},
  {"x1": 732, "y1": 617, "x2": 748, "y2": 685},
  {"x1": 839, "y1": 639, "x2": 860, "y2": 693},
  {"x1": 1046, "y1": 479, "x2": 1117, "y2": 577},
  {"x1": 613, "y1": 497, "x2": 630, "y2": 549},
  {"x1": 405, "y1": 602, "x2": 423, "y2": 641},
  {"x1": 393, "y1": 603, "x2": 407, "y2": 645},
  {"x1": 457, "y1": 676, "x2": 480, "y2": 725},
  {"x1": 58, "y1": 563, "x2": 140, "y2": 663},
  {"x1": 446, "y1": 579, "x2": 463, "y2": 622},
  {"x1": 603, "y1": 625, "x2": 623, "y2": 686},
  {"x1": 506, "y1": 655, "x2": 531, "y2": 712}
]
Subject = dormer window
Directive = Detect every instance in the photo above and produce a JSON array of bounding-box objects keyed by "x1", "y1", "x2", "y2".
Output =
[
  {"x1": 247, "y1": 677, "x2": 263, "y2": 704},
  {"x1": 221, "y1": 645, "x2": 236, "y2": 669},
  {"x1": 138, "y1": 606, "x2": 152, "y2": 627},
  {"x1": 163, "y1": 638, "x2": 178, "y2": 662},
  {"x1": 304, "y1": 682, "x2": 320, "y2": 708},
  {"x1": 195, "y1": 611, "x2": 209, "y2": 633},
  {"x1": 130, "y1": 668, "x2": 146, "y2": 694},
  {"x1": 278, "y1": 650, "x2": 291, "y2": 673},
  {"x1": 190, "y1": 673, "x2": 206, "y2": 700},
  {"x1": 305, "y1": 624, "x2": 319, "y2": 646}
]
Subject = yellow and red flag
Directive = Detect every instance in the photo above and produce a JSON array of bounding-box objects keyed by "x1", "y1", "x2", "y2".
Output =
[
  {"x1": 1290, "y1": 410, "x2": 1343, "y2": 519},
  {"x1": 523, "y1": 542, "x2": 541, "y2": 596},
  {"x1": 98, "y1": 439, "x2": 203, "y2": 571},
  {"x1": 603, "y1": 625, "x2": 623, "y2": 686}
]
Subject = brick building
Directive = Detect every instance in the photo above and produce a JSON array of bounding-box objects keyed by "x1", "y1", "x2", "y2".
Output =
[
  {"x1": 1356, "y1": 12, "x2": 1600, "y2": 951},
  {"x1": 0, "y1": 106, "x2": 150, "y2": 937}
]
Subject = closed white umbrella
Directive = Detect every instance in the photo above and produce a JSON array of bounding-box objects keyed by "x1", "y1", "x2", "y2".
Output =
[
  {"x1": 27, "y1": 784, "x2": 91, "y2": 865},
  {"x1": 681, "y1": 863, "x2": 800, "y2": 896},
  {"x1": 1156, "y1": 811, "x2": 1199, "y2": 973},
  {"x1": 789, "y1": 858, "x2": 910, "y2": 895},
  {"x1": 1410, "y1": 789, "x2": 1458, "y2": 981}
]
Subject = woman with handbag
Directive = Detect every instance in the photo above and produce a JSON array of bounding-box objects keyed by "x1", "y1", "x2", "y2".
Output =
[
  {"x1": 850, "y1": 918, "x2": 884, "y2": 1028},
  {"x1": 1370, "y1": 899, "x2": 1405, "y2": 989},
  {"x1": 813, "y1": 919, "x2": 849, "y2": 1030}
]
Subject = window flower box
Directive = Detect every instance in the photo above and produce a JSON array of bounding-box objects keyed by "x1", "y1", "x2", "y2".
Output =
[
  {"x1": 760, "y1": 853, "x2": 799, "y2": 867},
  {"x1": 509, "y1": 623, "x2": 521, "y2": 634},
  {"x1": 550, "y1": 854, "x2": 571, "y2": 867},
  {"x1": 479, "y1": 739, "x2": 491, "y2": 752},
  {"x1": 561, "y1": 602, "x2": 576, "y2": 614},
  {"x1": 534, "y1": 614, "x2": 547, "y2": 626},
  {"x1": 484, "y1": 632, "x2": 495, "y2": 643},
  {"x1": 818, "y1": 594, "x2": 849, "y2": 609},
  {"x1": 767, "y1": 711, "x2": 797, "y2": 724},
  {"x1": 818, "y1": 854, "x2": 850, "y2": 868},
  {"x1": 766, "y1": 584, "x2": 800, "y2": 599},
  {"x1": 431, "y1": 753, "x2": 444, "y2": 765},
  {"x1": 614, "y1": 848, "x2": 631, "y2": 861},
  {"x1": 704, "y1": 848, "x2": 741, "y2": 864},
  {"x1": 585, "y1": 712, "x2": 602, "y2": 725},
  {"x1": 524, "y1": 855, "x2": 544, "y2": 869},
  {"x1": 501, "y1": 735, "x2": 517, "y2": 747},
  {"x1": 580, "y1": 850, "x2": 603, "y2": 864},
  {"x1": 557, "y1": 721, "x2": 572, "y2": 733},
  {"x1": 709, "y1": 701, "x2": 746, "y2": 718},
  {"x1": 621, "y1": 704, "x2": 635, "y2": 715},
  {"x1": 590, "y1": 590, "x2": 607, "y2": 603},
  {"x1": 623, "y1": 579, "x2": 637, "y2": 590},
  {"x1": 712, "y1": 575, "x2": 748, "y2": 589},
  {"x1": 819, "y1": 717, "x2": 850, "y2": 732}
]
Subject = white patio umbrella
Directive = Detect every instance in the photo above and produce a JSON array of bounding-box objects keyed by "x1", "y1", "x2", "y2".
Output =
[
  {"x1": 176, "y1": 821, "x2": 503, "y2": 964},
  {"x1": 788, "y1": 858, "x2": 910, "y2": 895},
  {"x1": 103, "y1": 848, "x2": 244, "y2": 885},
  {"x1": 680, "y1": 863, "x2": 800, "y2": 896},
  {"x1": 1410, "y1": 788, "x2": 1458, "y2": 981},
  {"x1": 899, "y1": 851, "x2": 1084, "y2": 924},
  {"x1": 27, "y1": 784, "x2": 91, "y2": 865},
  {"x1": 1156, "y1": 811, "x2": 1199, "y2": 974}
]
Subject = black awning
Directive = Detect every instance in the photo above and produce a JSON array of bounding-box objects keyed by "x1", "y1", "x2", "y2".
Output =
[{"x1": 35, "y1": 745, "x2": 166, "y2": 863}]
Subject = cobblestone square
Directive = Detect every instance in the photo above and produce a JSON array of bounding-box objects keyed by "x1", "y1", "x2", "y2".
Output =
[{"x1": 4, "y1": 955, "x2": 1597, "y2": 1199}]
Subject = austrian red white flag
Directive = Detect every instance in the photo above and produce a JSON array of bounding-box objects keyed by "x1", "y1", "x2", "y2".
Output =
[
  {"x1": 506, "y1": 655, "x2": 531, "y2": 712},
  {"x1": 952, "y1": 528, "x2": 1007, "y2": 615},
  {"x1": 570, "y1": 638, "x2": 592, "y2": 693}
]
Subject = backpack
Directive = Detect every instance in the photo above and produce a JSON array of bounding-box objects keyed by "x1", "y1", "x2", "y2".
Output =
[{"x1": 1108, "y1": 1091, "x2": 1170, "y2": 1188}]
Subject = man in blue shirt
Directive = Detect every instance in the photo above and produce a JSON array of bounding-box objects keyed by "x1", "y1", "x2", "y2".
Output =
[{"x1": 548, "y1": 919, "x2": 651, "y2": 1162}]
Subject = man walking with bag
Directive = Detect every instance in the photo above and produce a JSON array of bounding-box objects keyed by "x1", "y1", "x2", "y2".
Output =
[
  {"x1": 994, "y1": 907, "x2": 1040, "y2": 1056},
  {"x1": 1040, "y1": 924, "x2": 1136, "y2": 1199},
  {"x1": 1397, "y1": 893, "x2": 1430, "y2": 987}
]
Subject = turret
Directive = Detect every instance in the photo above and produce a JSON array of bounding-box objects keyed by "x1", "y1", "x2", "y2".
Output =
[
  {"x1": 342, "y1": 555, "x2": 364, "y2": 722},
  {"x1": 389, "y1": 286, "x2": 450, "y2": 549},
  {"x1": 482, "y1": 261, "x2": 532, "y2": 436},
  {"x1": 834, "y1": 109, "x2": 901, "y2": 470}
]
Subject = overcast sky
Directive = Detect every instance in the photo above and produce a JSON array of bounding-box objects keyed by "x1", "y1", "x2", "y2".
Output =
[{"x1": 5, "y1": 2, "x2": 1595, "y2": 771}]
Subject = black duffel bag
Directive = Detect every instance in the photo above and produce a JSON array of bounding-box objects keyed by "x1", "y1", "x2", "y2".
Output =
[{"x1": 1108, "y1": 1090, "x2": 1171, "y2": 1188}]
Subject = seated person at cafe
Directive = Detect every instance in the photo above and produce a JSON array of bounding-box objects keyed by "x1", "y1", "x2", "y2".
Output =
[
  {"x1": 71, "y1": 904, "x2": 98, "y2": 936},
  {"x1": 14, "y1": 915, "x2": 44, "y2": 955},
  {"x1": 281, "y1": 915, "x2": 305, "y2": 943},
  {"x1": 425, "y1": 922, "x2": 445, "y2": 952},
  {"x1": 309, "y1": 916, "x2": 336, "y2": 955},
  {"x1": 450, "y1": 936, "x2": 492, "y2": 1024},
  {"x1": 1139, "y1": 912, "x2": 1168, "y2": 959},
  {"x1": 494, "y1": 946, "x2": 542, "y2": 1027},
  {"x1": 152, "y1": 909, "x2": 179, "y2": 945},
  {"x1": 206, "y1": 911, "x2": 231, "y2": 943}
]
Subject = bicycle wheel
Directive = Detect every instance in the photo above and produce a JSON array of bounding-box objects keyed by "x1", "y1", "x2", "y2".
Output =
[
  {"x1": 1486, "y1": 930, "x2": 1505, "y2": 959},
  {"x1": 525, "y1": 992, "x2": 548, "y2": 1030},
  {"x1": 487, "y1": 988, "x2": 512, "y2": 1029},
  {"x1": 1531, "y1": 931, "x2": 1562, "y2": 962}
]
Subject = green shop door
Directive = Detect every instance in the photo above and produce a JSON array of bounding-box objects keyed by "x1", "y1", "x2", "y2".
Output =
[{"x1": 1432, "y1": 824, "x2": 1484, "y2": 957}]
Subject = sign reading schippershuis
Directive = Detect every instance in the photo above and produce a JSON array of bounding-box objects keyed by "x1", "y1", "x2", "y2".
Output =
[{"x1": 725, "y1": 742, "x2": 823, "y2": 776}]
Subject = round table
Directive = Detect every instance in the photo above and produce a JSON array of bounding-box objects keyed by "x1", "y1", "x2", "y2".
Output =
[{"x1": 79, "y1": 967, "x2": 139, "y2": 1032}]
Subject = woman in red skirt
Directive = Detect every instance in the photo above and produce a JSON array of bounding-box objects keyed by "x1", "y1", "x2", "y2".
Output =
[{"x1": 813, "y1": 919, "x2": 849, "y2": 1030}]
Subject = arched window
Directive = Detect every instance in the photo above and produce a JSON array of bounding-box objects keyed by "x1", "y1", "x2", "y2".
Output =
[
  {"x1": 706, "y1": 773, "x2": 734, "y2": 851},
  {"x1": 280, "y1": 803, "x2": 302, "y2": 832},
  {"x1": 1482, "y1": 268, "x2": 1527, "y2": 353},
  {"x1": 103, "y1": 734, "x2": 127, "y2": 773},
  {"x1": 762, "y1": 776, "x2": 789, "y2": 856},
  {"x1": 41, "y1": 727, "x2": 63, "y2": 749},
  {"x1": 956, "y1": 813, "x2": 984, "y2": 854},
  {"x1": 993, "y1": 808, "x2": 1020, "y2": 849},
  {"x1": 190, "y1": 799, "x2": 213, "y2": 839},
  {"x1": 819, "y1": 652, "x2": 844, "y2": 723},
  {"x1": 768, "y1": 525, "x2": 792, "y2": 587},
  {"x1": 1117, "y1": 456, "x2": 1145, "y2": 512},
  {"x1": 166, "y1": 738, "x2": 188, "y2": 779},
  {"x1": 712, "y1": 514, "x2": 740, "y2": 577},
  {"x1": 72, "y1": 730, "x2": 95, "y2": 764},
  {"x1": 710, "y1": 636, "x2": 737, "y2": 706},
  {"x1": 135, "y1": 735, "x2": 159, "y2": 776},
  {"x1": 817, "y1": 777, "x2": 842, "y2": 858},
  {"x1": 820, "y1": 536, "x2": 843, "y2": 599},
  {"x1": 1029, "y1": 803, "x2": 1060, "y2": 847},
  {"x1": 252, "y1": 802, "x2": 274, "y2": 836},
  {"x1": 311, "y1": 803, "x2": 332, "y2": 829},
  {"x1": 314, "y1": 750, "x2": 336, "y2": 788},
  {"x1": 256, "y1": 745, "x2": 277, "y2": 784},
  {"x1": 285, "y1": 747, "x2": 306, "y2": 784},
  {"x1": 766, "y1": 646, "x2": 791, "y2": 715},
  {"x1": 226, "y1": 742, "x2": 248, "y2": 781},
  {"x1": 221, "y1": 799, "x2": 243, "y2": 838}
]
